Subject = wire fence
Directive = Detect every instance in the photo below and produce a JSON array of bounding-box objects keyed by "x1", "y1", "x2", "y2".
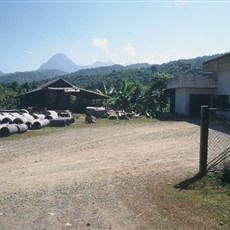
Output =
[{"x1": 207, "y1": 109, "x2": 230, "y2": 171}]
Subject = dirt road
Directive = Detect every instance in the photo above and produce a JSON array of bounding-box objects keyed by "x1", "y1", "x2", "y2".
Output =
[{"x1": 0, "y1": 120, "x2": 217, "y2": 229}]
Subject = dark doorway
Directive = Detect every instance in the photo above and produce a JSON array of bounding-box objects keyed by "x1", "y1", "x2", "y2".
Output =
[
  {"x1": 189, "y1": 94, "x2": 212, "y2": 117},
  {"x1": 168, "y1": 89, "x2": 175, "y2": 114}
]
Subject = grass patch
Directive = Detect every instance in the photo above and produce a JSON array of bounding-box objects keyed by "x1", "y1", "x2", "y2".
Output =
[
  {"x1": 69, "y1": 114, "x2": 159, "y2": 128},
  {"x1": 176, "y1": 171, "x2": 230, "y2": 228},
  {"x1": 0, "y1": 116, "x2": 159, "y2": 141}
]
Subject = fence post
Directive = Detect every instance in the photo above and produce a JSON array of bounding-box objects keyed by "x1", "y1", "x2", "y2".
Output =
[{"x1": 199, "y1": 105, "x2": 209, "y2": 176}]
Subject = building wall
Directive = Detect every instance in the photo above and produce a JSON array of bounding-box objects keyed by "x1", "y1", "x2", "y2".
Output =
[
  {"x1": 175, "y1": 88, "x2": 215, "y2": 116},
  {"x1": 168, "y1": 53, "x2": 230, "y2": 116},
  {"x1": 175, "y1": 88, "x2": 187, "y2": 115},
  {"x1": 216, "y1": 70, "x2": 230, "y2": 96},
  {"x1": 203, "y1": 53, "x2": 230, "y2": 72}
]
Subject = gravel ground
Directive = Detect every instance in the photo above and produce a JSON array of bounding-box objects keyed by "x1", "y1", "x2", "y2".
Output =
[{"x1": 0, "y1": 120, "x2": 217, "y2": 229}]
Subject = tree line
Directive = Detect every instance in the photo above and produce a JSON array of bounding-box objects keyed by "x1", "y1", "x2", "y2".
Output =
[
  {"x1": 0, "y1": 71, "x2": 172, "y2": 115},
  {"x1": 0, "y1": 54, "x2": 221, "y2": 112},
  {"x1": 93, "y1": 72, "x2": 172, "y2": 115},
  {"x1": 0, "y1": 81, "x2": 39, "y2": 109}
]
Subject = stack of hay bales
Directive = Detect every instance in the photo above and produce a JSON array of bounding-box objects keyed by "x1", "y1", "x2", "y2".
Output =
[
  {"x1": 0, "y1": 109, "x2": 75, "y2": 137},
  {"x1": 0, "y1": 110, "x2": 50, "y2": 137},
  {"x1": 0, "y1": 112, "x2": 28, "y2": 137}
]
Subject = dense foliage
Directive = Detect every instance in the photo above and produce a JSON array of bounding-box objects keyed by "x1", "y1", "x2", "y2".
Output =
[
  {"x1": 94, "y1": 73, "x2": 172, "y2": 114},
  {"x1": 0, "y1": 53, "x2": 223, "y2": 111},
  {"x1": 0, "y1": 69, "x2": 66, "y2": 84},
  {"x1": 0, "y1": 72, "x2": 171, "y2": 114},
  {"x1": 0, "y1": 81, "x2": 39, "y2": 109}
]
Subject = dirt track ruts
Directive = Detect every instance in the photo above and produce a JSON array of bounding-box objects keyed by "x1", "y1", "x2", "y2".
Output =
[{"x1": 0, "y1": 121, "x2": 217, "y2": 229}]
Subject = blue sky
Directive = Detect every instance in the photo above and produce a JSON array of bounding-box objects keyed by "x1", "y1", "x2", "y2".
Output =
[{"x1": 0, "y1": 0, "x2": 230, "y2": 73}]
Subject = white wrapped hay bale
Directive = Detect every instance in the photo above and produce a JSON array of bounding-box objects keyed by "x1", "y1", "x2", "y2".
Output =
[
  {"x1": 0, "y1": 114, "x2": 4, "y2": 123},
  {"x1": 1, "y1": 113, "x2": 14, "y2": 124},
  {"x1": 22, "y1": 113, "x2": 35, "y2": 121},
  {"x1": 32, "y1": 119, "x2": 50, "y2": 130},
  {"x1": 16, "y1": 123, "x2": 28, "y2": 134},
  {"x1": 45, "y1": 110, "x2": 59, "y2": 120},
  {"x1": 33, "y1": 113, "x2": 46, "y2": 120},
  {"x1": 13, "y1": 116, "x2": 29, "y2": 124},
  {"x1": 59, "y1": 110, "x2": 75, "y2": 123},
  {"x1": 0, "y1": 124, "x2": 18, "y2": 137}
]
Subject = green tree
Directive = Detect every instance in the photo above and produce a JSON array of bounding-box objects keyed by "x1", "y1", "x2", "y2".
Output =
[
  {"x1": 144, "y1": 73, "x2": 172, "y2": 113},
  {"x1": 0, "y1": 83, "x2": 18, "y2": 109},
  {"x1": 115, "y1": 79, "x2": 143, "y2": 111},
  {"x1": 96, "y1": 80, "x2": 116, "y2": 107}
]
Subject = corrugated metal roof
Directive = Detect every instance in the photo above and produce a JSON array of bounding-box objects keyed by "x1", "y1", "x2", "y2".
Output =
[
  {"x1": 15, "y1": 78, "x2": 109, "y2": 99},
  {"x1": 38, "y1": 78, "x2": 78, "y2": 89}
]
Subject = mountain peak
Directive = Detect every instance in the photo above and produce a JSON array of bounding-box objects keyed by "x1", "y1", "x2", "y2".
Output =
[
  {"x1": 38, "y1": 53, "x2": 116, "y2": 73},
  {"x1": 39, "y1": 53, "x2": 81, "y2": 73}
]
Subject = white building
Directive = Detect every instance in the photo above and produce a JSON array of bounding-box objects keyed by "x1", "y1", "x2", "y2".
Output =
[{"x1": 167, "y1": 53, "x2": 230, "y2": 117}]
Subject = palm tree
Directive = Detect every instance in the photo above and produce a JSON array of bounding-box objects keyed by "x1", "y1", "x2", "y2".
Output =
[
  {"x1": 116, "y1": 79, "x2": 143, "y2": 111},
  {"x1": 96, "y1": 80, "x2": 116, "y2": 107}
]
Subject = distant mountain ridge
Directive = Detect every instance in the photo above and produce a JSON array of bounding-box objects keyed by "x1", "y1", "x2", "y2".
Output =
[
  {"x1": 0, "y1": 71, "x2": 4, "y2": 76},
  {"x1": 0, "y1": 53, "x2": 224, "y2": 84},
  {"x1": 39, "y1": 53, "x2": 115, "y2": 73}
]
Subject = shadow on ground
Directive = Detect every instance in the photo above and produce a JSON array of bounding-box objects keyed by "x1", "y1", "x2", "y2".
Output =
[{"x1": 174, "y1": 173, "x2": 204, "y2": 191}]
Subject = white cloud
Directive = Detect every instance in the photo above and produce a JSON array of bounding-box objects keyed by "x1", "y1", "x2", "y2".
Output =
[
  {"x1": 92, "y1": 38, "x2": 110, "y2": 53},
  {"x1": 174, "y1": 0, "x2": 190, "y2": 8},
  {"x1": 124, "y1": 42, "x2": 136, "y2": 56}
]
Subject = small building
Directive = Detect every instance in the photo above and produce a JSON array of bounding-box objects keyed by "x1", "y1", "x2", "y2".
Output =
[
  {"x1": 167, "y1": 53, "x2": 230, "y2": 117},
  {"x1": 16, "y1": 78, "x2": 109, "y2": 112}
]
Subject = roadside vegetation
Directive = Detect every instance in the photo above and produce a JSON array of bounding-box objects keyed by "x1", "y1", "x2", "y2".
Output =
[{"x1": 176, "y1": 163, "x2": 230, "y2": 229}]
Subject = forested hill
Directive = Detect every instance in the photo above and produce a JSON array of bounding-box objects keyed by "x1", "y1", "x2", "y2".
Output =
[
  {"x1": 63, "y1": 53, "x2": 223, "y2": 89},
  {"x1": 73, "y1": 63, "x2": 150, "y2": 76},
  {"x1": 0, "y1": 71, "x2": 4, "y2": 76},
  {"x1": 0, "y1": 69, "x2": 66, "y2": 84},
  {"x1": 0, "y1": 53, "x2": 223, "y2": 86},
  {"x1": 156, "y1": 54, "x2": 222, "y2": 77},
  {"x1": 0, "y1": 63, "x2": 150, "y2": 84}
]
